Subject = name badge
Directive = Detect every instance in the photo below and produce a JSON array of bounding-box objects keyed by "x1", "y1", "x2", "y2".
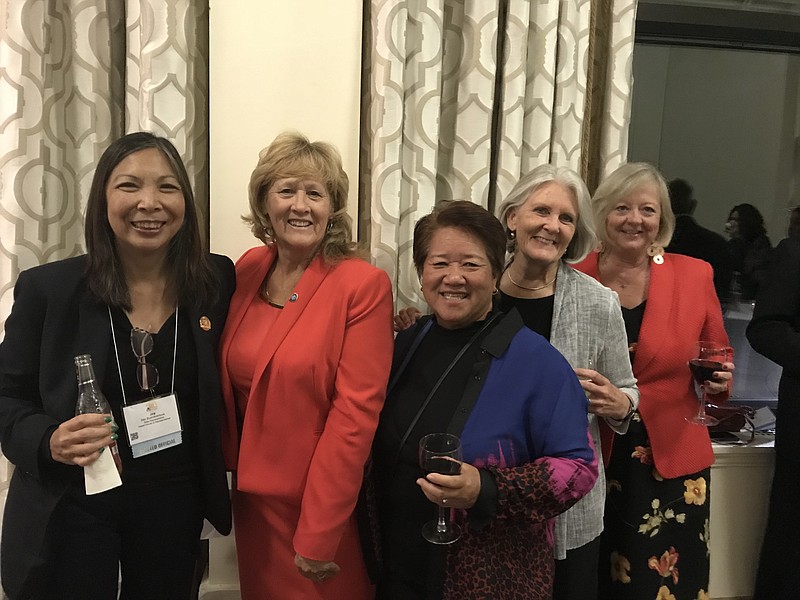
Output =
[{"x1": 122, "y1": 393, "x2": 183, "y2": 458}]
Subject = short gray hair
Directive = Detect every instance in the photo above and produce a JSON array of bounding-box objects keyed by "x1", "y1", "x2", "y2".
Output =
[{"x1": 496, "y1": 164, "x2": 596, "y2": 264}]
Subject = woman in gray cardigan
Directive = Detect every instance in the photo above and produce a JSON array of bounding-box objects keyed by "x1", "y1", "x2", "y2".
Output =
[{"x1": 494, "y1": 165, "x2": 638, "y2": 600}]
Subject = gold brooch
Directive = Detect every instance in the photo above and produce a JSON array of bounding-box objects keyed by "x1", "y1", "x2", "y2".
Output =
[{"x1": 199, "y1": 316, "x2": 211, "y2": 331}]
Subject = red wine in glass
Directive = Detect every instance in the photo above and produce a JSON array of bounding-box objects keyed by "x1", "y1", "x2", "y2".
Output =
[
  {"x1": 689, "y1": 358, "x2": 724, "y2": 385},
  {"x1": 422, "y1": 456, "x2": 462, "y2": 476},
  {"x1": 686, "y1": 342, "x2": 730, "y2": 426},
  {"x1": 419, "y1": 433, "x2": 462, "y2": 544}
]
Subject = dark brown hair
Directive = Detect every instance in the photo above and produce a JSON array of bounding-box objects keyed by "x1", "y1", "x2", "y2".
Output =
[
  {"x1": 727, "y1": 203, "x2": 767, "y2": 241},
  {"x1": 412, "y1": 200, "x2": 506, "y2": 279},
  {"x1": 84, "y1": 132, "x2": 216, "y2": 309}
]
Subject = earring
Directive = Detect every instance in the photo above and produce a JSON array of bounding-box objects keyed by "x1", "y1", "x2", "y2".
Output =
[
  {"x1": 327, "y1": 220, "x2": 334, "y2": 232},
  {"x1": 508, "y1": 229, "x2": 516, "y2": 240},
  {"x1": 647, "y1": 244, "x2": 665, "y2": 265}
]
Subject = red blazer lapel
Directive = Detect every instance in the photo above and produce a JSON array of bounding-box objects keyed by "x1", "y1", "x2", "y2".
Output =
[
  {"x1": 248, "y1": 255, "x2": 332, "y2": 392},
  {"x1": 224, "y1": 246, "x2": 275, "y2": 344},
  {"x1": 633, "y1": 256, "x2": 675, "y2": 376},
  {"x1": 219, "y1": 247, "x2": 334, "y2": 468},
  {"x1": 218, "y1": 246, "x2": 276, "y2": 468}
]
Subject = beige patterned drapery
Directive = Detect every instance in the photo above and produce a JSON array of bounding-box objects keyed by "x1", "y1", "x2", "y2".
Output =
[
  {"x1": 360, "y1": 0, "x2": 638, "y2": 309},
  {"x1": 0, "y1": 0, "x2": 210, "y2": 334}
]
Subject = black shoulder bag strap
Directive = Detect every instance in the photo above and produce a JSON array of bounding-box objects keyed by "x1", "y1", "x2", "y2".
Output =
[{"x1": 392, "y1": 312, "x2": 501, "y2": 464}]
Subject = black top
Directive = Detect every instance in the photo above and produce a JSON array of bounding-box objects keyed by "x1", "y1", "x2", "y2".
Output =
[
  {"x1": 621, "y1": 302, "x2": 646, "y2": 361},
  {"x1": 105, "y1": 307, "x2": 200, "y2": 485},
  {"x1": 373, "y1": 318, "x2": 494, "y2": 598},
  {"x1": 497, "y1": 291, "x2": 554, "y2": 340}
]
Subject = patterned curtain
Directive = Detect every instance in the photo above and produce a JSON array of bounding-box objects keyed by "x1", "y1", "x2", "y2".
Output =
[
  {"x1": 0, "y1": 0, "x2": 209, "y2": 335},
  {"x1": 360, "y1": 0, "x2": 637, "y2": 310}
]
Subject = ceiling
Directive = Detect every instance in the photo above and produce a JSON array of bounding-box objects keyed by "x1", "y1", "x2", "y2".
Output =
[
  {"x1": 637, "y1": 0, "x2": 800, "y2": 51},
  {"x1": 639, "y1": 0, "x2": 800, "y2": 15}
]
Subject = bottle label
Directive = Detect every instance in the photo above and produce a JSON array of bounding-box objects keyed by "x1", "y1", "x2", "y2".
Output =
[{"x1": 84, "y1": 450, "x2": 123, "y2": 495}]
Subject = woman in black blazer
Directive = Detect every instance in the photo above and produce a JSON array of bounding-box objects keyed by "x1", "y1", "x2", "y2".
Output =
[{"x1": 0, "y1": 132, "x2": 234, "y2": 600}]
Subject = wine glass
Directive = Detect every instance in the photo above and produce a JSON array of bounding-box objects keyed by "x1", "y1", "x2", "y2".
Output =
[
  {"x1": 686, "y1": 341, "x2": 730, "y2": 426},
  {"x1": 418, "y1": 433, "x2": 462, "y2": 544}
]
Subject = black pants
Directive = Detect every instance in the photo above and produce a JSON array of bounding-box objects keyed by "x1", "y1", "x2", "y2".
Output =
[
  {"x1": 41, "y1": 478, "x2": 202, "y2": 600},
  {"x1": 553, "y1": 536, "x2": 601, "y2": 600},
  {"x1": 752, "y1": 452, "x2": 800, "y2": 600}
]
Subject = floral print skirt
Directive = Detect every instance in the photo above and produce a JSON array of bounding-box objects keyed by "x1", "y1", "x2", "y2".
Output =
[{"x1": 598, "y1": 414, "x2": 711, "y2": 600}]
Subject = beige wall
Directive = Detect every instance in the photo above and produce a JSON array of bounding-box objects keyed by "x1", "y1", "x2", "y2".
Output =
[{"x1": 208, "y1": 1, "x2": 363, "y2": 260}]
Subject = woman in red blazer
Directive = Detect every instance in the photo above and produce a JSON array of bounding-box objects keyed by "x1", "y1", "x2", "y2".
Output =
[
  {"x1": 218, "y1": 133, "x2": 394, "y2": 599},
  {"x1": 573, "y1": 163, "x2": 733, "y2": 600}
]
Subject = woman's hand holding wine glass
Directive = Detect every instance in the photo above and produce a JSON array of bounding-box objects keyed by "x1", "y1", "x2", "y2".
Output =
[
  {"x1": 418, "y1": 433, "x2": 480, "y2": 544},
  {"x1": 686, "y1": 341, "x2": 735, "y2": 426},
  {"x1": 417, "y1": 459, "x2": 482, "y2": 510}
]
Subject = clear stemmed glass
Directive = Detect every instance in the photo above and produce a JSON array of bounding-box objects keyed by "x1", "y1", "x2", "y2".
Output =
[
  {"x1": 686, "y1": 341, "x2": 730, "y2": 426},
  {"x1": 418, "y1": 433, "x2": 462, "y2": 545}
]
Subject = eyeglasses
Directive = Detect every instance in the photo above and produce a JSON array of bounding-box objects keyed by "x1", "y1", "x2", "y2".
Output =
[{"x1": 131, "y1": 327, "x2": 159, "y2": 392}]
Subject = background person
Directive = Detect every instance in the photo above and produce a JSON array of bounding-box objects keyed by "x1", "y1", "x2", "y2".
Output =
[
  {"x1": 786, "y1": 206, "x2": 800, "y2": 240},
  {"x1": 371, "y1": 200, "x2": 597, "y2": 600},
  {"x1": 724, "y1": 202, "x2": 772, "y2": 302},
  {"x1": 218, "y1": 132, "x2": 394, "y2": 599},
  {"x1": 0, "y1": 132, "x2": 235, "y2": 600},
  {"x1": 665, "y1": 178, "x2": 732, "y2": 306},
  {"x1": 574, "y1": 162, "x2": 733, "y2": 600},
  {"x1": 747, "y1": 234, "x2": 800, "y2": 600}
]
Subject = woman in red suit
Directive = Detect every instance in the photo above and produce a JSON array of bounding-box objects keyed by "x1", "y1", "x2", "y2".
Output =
[
  {"x1": 219, "y1": 132, "x2": 394, "y2": 599},
  {"x1": 573, "y1": 163, "x2": 734, "y2": 600}
]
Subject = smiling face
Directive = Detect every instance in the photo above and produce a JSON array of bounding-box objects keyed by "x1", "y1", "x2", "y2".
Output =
[
  {"x1": 106, "y1": 147, "x2": 186, "y2": 262},
  {"x1": 420, "y1": 226, "x2": 496, "y2": 330},
  {"x1": 506, "y1": 181, "x2": 577, "y2": 269},
  {"x1": 604, "y1": 183, "x2": 662, "y2": 257},
  {"x1": 265, "y1": 177, "x2": 332, "y2": 257}
]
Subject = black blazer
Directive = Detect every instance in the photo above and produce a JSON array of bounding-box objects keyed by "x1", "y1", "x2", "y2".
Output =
[
  {"x1": 747, "y1": 237, "x2": 800, "y2": 459},
  {"x1": 0, "y1": 254, "x2": 235, "y2": 599}
]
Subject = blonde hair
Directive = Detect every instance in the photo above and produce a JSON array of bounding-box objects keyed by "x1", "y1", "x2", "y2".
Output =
[
  {"x1": 592, "y1": 162, "x2": 675, "y2": 249},
  {"x1": 244, "y1": 131, "x2": 360, "y2": 262}
]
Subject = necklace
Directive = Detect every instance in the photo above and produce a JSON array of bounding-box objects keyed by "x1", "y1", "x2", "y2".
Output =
[
  {"x1": 505, "y1": 269, "x2": 556, "y2": 292},
  {"x1": 263, "y1": 289, "x2": 284, "y2": 309}
]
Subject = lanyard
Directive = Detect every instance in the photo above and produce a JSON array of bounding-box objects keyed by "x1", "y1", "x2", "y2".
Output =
[{"x1": 108, "y1": 306, "x2": 178, "y2": 406}]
